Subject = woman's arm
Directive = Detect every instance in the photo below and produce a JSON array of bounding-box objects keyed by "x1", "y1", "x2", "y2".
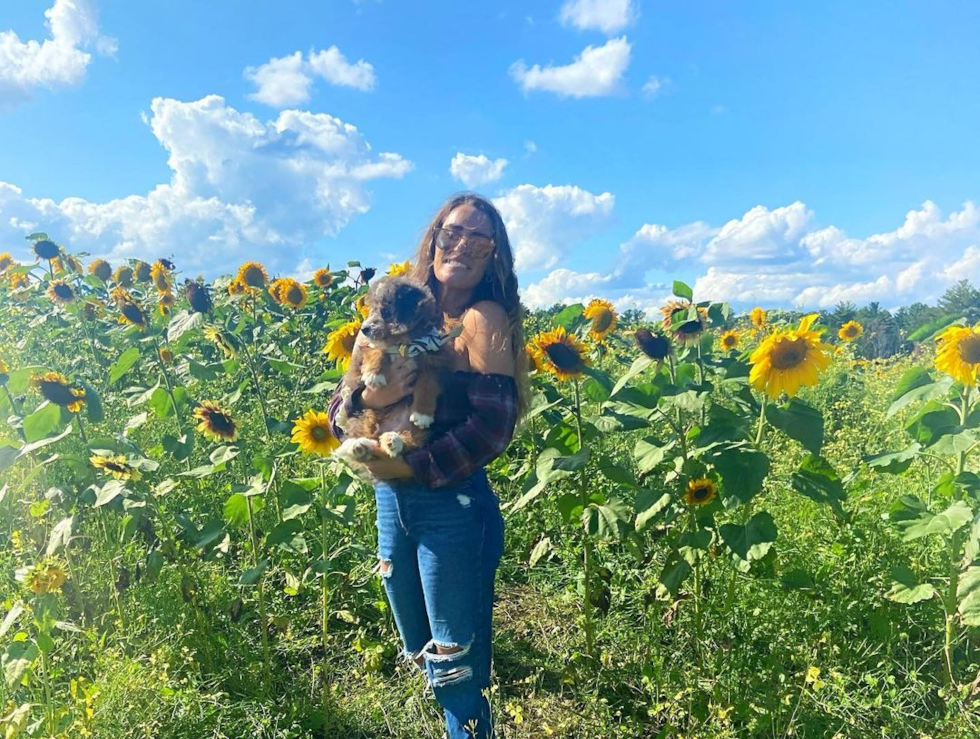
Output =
[{"x1": 400, "y1": 301, "x2": 519, "y2": 488}]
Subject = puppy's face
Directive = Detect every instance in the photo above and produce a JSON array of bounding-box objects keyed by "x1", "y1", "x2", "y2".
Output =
[{"x1": 360, "y1": 276, "x2": 438, "y2": 343}]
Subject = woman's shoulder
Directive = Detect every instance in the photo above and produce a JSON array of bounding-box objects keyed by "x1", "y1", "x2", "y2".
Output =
[
  {"x1": 460, "y1": 300, "x2": 509, "y2": 333},
  {"x1": 457, "y1": 300, "x2": 513, "y2": 375}
]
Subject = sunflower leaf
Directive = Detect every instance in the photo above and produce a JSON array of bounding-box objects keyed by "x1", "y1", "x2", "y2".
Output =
[
  {"x1": 720, "y1": 512, "x2": 778, "y2": 563},
  {"x1": 897, "y1": 500, "x2": 972, "y2": 541},
  {"x1": 656, "y1": 552, "x2": 692, "y2": 599},
  {"x1": 864, "y1": 443, "x2": 923, "y2": 474},
  {"x1": 886, "y1": 565, "x2": 936, "y2": 604},
  {"x1": 672, "y1": 281, "x2": 694, "y2": 301},
  {"x1": 886, "y1": 368, "x2": 950, "y2": 418},
  {"x1": 765, "y1": 398, "x2": 823, "y2": 455},
  {"x1": 958, "y1": 566, "x2": 980, "y2": 626},
  {"x1": 790, "y1": 455, "x2": 846, "y2": 518},
  {"x1": 23, "y1": 402, "x2": 68, "y2": 443},
  {"x1": 703, "y1": 442, "x2": 770, "y2": 503},
  {"x1": 109, "y1": 347, "x2": 141, "y2": 384}
]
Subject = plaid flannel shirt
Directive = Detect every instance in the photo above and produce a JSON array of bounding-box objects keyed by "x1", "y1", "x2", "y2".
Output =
[{"x1": 326, "y1": 372, "x2": 519, "y2": 489}]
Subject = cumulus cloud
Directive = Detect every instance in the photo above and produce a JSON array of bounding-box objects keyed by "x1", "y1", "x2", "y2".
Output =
[
  {"x1": 559, "y1": 0, "x2": 637, "y2": 34},
  {"x1": 0, "y1": 95, "x2": 411, "y2": 274},
  {"x1": 493, "y1": 183, "x2": 615, "y2": 271},
  {"x1": 245, "y1": 46, "x2": 376, "y2": 107},
  {"x1": 521, "y1": 200, "x2": 980, "y2": 316},
  {"x1": 449, "y1": 153, "x2": 508, "y2": 188},
  {"x1": 0, "y1": 0, "x2": 116, "y2": 107},
  {"x1": 510, "y1": 37, "x2": 631, "y2": 98}
]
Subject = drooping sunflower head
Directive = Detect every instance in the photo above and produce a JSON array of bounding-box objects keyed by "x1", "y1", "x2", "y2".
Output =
[
  {"x1": 312, "y1": 268, "x2": 333, "y2": 288},
  {"x1": 750, "y1": 307, "x2": 767, "y2": 330},
  {"x1": 280, "y1": 279, "x2": 308, "y2": 309},
  {"x1": 159, "y1": 347, "x2": 173, "y2": 364},
  {"x1": 935, "y1": 325, "x2": 980, "y2": 386},
  {"x1": 387, "y1": 260, "x2": 411, "y2": 277},
  {"x1": 718, "y1": 329, "x2": 741, "y2": 352},
  {"x1": 184, "y1": 281, "x2": 212, "y2": 313},
  {"x1": 748, "y1": 314, "x2": 832, "y2": 399},
  {"x1": 31, "y1": 371, "x2": 86, "y2": 412},
  {"x1": 683, "y1": 478, "x2": 717, "y2": 507},
  {"x1": 133, "y1": 260, "x2": 152, "y2": 283},
  {"x1": 90, "y1": 454, "x2": 141, "y2": 481},
  {"x1": 158, "y1": 291, "x2": 176, "y2": 316},
  {"x1": 88, "y1": 259, "x2": 112, "y2": 282},
  {"x1": 236, "y1": 261, "x2": 268, "y2": 289},
  {"x1": 119, "y1": 301, "x2": 148, "y2": 328},
  {"x1": 354, "y1": 293, "x2": 370, "y2": 319},
  {"x1": 661, "y1": 300, "x2": 708, "y2": 345},
  {"x1": 63, "y1": 253, "x2": 83, "y2": 275},
  {"x1": 193, "y1": 401, "x2": 238, "y2": 442},
  {"x1": 113, "y1": 265, "x2": 134, "y2": 287},
  {"x1": 23, "y1": 562, "x2": 67, "y2": 594},
  {"x1": 323, "y1": 319, "x2": 362, "y2": 371},
  {"x1": 838, "y1": 320, "x2": 863, "y2": 343},
  {"x1": 291, "y1": 409, "x2": 340, "y2": 456},
  {"x1": 203, "y1": 325, "x2": 238, "y2": 358},
  {"x1": 634, "y1": 328, "x2": 672, "y2": 362},
  {"x1": 0, "y1": 252, "x2": 13, "y2": 272},
  {"x1": 584, "y1": 299, "x2": 618, "y2": 343},
  {"x1": 46, "y1": 280, "x2": 76, "y2": 306},
  {"x1": 33, "y1": 239, "x2": 61, "y2": 261},
  {"x1": 528, "y1": 326, "x2": 590, "y2": 381},
  {"x1": 150, "y1": 261, "x2": 171, "y2": 292}
]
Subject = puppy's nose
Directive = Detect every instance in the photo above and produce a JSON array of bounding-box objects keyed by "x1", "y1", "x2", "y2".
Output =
[{"x1": 361, "y1": 321, "x2": 378, "y2": 338}]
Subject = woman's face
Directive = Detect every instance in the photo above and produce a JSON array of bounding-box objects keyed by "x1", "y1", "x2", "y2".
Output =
[{"x1": 432, "y1": 204, "x2": 495, "y2": 291}]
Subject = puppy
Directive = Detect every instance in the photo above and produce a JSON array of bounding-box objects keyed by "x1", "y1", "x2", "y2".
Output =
[{"x1": 333, "y1": 275, "x2": 459, "y2": 464}]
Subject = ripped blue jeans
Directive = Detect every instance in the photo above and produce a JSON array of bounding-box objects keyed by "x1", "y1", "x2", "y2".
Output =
[{"x1": 374, "y1": 467, "x2": 504, "y2": 739}]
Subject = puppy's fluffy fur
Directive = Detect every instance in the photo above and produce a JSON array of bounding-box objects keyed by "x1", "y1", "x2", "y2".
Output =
[{"x1": 333, "y1": 275, "x2": 454, "y2": 464}]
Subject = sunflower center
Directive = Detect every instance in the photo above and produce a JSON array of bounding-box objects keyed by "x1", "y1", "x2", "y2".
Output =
[
  {"x1": 311, "y1": 425, "x2": 329, "y2": 442},
  {"x1": 209, "y1": 412, "x2": 235, "y2": 433},
  {"x1": 54, "y1": 284, "x2": 73, "y2": 299},
  {"x1": 244, "y1": 268, "x2": 264, "y2": 287},
  {"x1": 958, "y1": 335, "x2": 980, "y2": 365},
  {"x1": 40, "y1": 381, "x2": 76, "y2": 406},
  {"x1": 771, "y1": 337, "x2": 808, "y2": 369},
  {"x1": 693, "y1": 486, "x2": 712, "y2": 501},
  {"x1": 592, "y1": 311, "x2": 613, "y2": 332},
  {"x1": 286, "y1": 286, "x2": 303, "y2": 303},
  {"x1": 545, "y1": 342, "x2": 583, "y2": 372},
  {"x1": 723, "y1": 335, "x2": 737, "y2": 348}
]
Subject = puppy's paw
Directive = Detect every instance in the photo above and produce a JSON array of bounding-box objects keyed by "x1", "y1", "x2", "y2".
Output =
[
  {"x1": 335, "y1": 437, "x2": 379, "y2": 462},
  {"x1": 361, "y1": 371, "x2": 387, "y2": 389},
  {"x1": 379, "y1": 432, "x2": 404, "y2": 458},
  {"x1": 410, "y1": 411, "x2": 434, "y2": 429}
]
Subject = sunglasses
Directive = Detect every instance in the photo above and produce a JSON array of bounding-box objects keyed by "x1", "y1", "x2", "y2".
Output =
[{"x1": 434, "y1": 226, "x2": 495, "y2": 259}]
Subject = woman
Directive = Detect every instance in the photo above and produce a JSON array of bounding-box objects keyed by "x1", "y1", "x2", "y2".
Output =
[{"x1": 327, "y1": 193, "x2": 530, "y2": 739}]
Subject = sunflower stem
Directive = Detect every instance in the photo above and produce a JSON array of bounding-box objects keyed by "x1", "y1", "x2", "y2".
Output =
[
  {"x1": 943, "y1": 384, "x2": 972, "y2": 688},
  {"x1": 246, "y1": 493, "x2": 272, "y2": 696},
  {"x1": 74, "y1": 413, "x2": 88, "y2": 445},
  {"x1": 573, "y1": 377, "x2": 596, "y2": 661},
  {"x1": 319, "y1": 463, "x2": 333, "y2": 736},
  {"x1": 754, "y1": 394, "x2": 768, "y2": 448},
  {"x1": 239, "y1": 339, "x2": 273, "y2": 443}
]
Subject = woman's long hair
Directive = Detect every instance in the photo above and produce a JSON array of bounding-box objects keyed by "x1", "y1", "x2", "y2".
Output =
[{"x1": 409, "y1": 192, "x2": 531, "y2": 423}]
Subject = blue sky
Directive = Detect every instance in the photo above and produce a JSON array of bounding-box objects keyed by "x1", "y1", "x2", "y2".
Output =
[{"x1": 2, "y1": 0, "x2": 979, "y2": 313}]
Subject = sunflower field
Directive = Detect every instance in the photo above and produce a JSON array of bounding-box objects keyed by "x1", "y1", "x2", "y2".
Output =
[{"x1": 1, "y1": 235, "x2": 979, "y2": 738}]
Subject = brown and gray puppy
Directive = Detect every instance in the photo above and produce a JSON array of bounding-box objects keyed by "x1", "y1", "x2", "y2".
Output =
[{"x1": 334, "y1": 275, "x2": 454, "y2": 463}]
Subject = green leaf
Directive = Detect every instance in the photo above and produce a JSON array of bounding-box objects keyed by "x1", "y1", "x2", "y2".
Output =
[
  {"x1": 95, "y1": 480, "x2": 128, "y2": 507},
  {"x1": 765, "y1": 398, "x2": 823, "y2": 455},
  {"x1": 581, "y1": 375, "x2": 610, "y2": 402},
  {"x1": 240, "y1": 559, "x2": 270, "y2": 585},
  {"x1": 0, "y1": 444, "x2": 19, "y2": 472},
  {"x1": 635, "y1": 489, "x2": 671, "y2": 532},
  {"x1": 556, "y1": 492, "x2": 584, "y2": 524},
  {"x1": 611, "y1": 356, "x2": 654, "y2": 396},
  {"x1": 552, "y1": 304, "x2": 584, "y2": 331},
  {"x1": 886, "y1": 367, "x2": 949, "y2": 418},
  {"x1": 81, "y1": 381, "x2": 104, "y2": 423},
  {"x1": 528, "y1": 536, "x2": 553, "y2": 568},
  {"x1": 958, "y1": 566, "x2": 980, "y2": 626},
  {"x1": 187, "y1": 358, "x2": 222, "y2": 381},
  {"x1": 594, "y1": 410, "x2": 651, "y2": 433},
  {"x1": 720, "y1": 511, "x2": 778, "y2": 563},
  {"x1": 167, "y1": 310, "x2": 204, "y2": 342},
  {"x1": 266, "y1": 520, "x2": 308, "y2": 555},
  {"x1": 46, "y1": 516, "x2": 73, "y2": 556},
  {"x1": 672, "y1": 280, "x2": 694, "y2": 301},
  {"x1": 864, "y1": 443, "x2": 923, "y2": 474},
  {"x1": 224, "y1": 493, "x2": 264, "y2": 527},
  {"x1": 24, "y1": 402, "x2": 67, "y2": 443},
  {"x1": 790, "y1": 455, "x2": 846, "y2": 518},
  {"x1": 904, "y1": 401, "x2": 959, "y2": 447},
  {"x1": 195, "y1": 519, "x2": 227, "y2": 551},
  {"x1": 598, "y1": 464, "x2": 638, "y2": 489},
  {"x1": 265, "y1": 356, "x2": 306, "y2": 374},
  {"x1": 17, "y1": 424, "x2": 72, "y2": 457},
  {"x1": 0, "y1": 605, "x2": 24, "y2": 639},
  {"x1": 886, "y1": 565, "x2": 937, "y2": 604},
  {"x1": 963, "y1": 513, "x2": 980, "y2": 566},
  {"x1": 703, "y1": 442, "x2": 770, "y2": 503},
  {"x1": 896, "y1": 500, "x2": 973, "y2": 542},
  {"x1": 583, "y1": 496, "x2": 632, "y2": 540},
  {"x1": 657, "y1": 553, "x2": 692, "y2": 598},
  {"x1": 634, "y1": 437, "x2": 675, "y2": 475},
  {"x1": 209, "y1": 445, "x2": 240, "y2": 465},
  {"x1": 162, "y1": 433, "x2": 194, "y2": 461},
  {"x1": 149, "y1": 387, "x2": 174, "y2": 418},
  {"x1": 3, "y1": 641, "x2": 38, "y2": 688},
  {"x1": 109, "y1": 347, "x2": 141, "y2": 384}
]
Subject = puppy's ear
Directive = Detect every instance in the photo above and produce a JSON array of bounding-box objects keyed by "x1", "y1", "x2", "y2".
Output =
[{"x1": 394, "y1": 283, "x2": 424, "y2": 320}]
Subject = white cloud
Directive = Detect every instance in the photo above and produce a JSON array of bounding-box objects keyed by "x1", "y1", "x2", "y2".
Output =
[
  {"x1": 641, "y1": 75, "x2": 668, "y2": 98},
  {"x1": 449, "y1": 153, "x2": 508, "y2": 188},
  {"x1": 493, "y1": 183, "x2": 615, "y2": 271},
  {"x1": 245, "y1": 46, "x2": 376, "y2": 108},
  {"x1": 521, "y1": 200, "x2": 980, "y2": 314},
  {"x1": 0, "y1": 95, "x2": 411, "y2": 275},
  {"x1": 523, "y1": 140, "x2": 538, "y2": 157},
  {"x1": 0, "y1": 0, "x2": 116, "y2": 106},
  {"x1": 510, "y1": 37, "x2": 631, "y2": 98},
  {"x1": 559, "y1": 0, "x2": 637, "y2": 34}
]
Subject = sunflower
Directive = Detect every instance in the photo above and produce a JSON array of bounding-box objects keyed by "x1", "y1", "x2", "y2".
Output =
[
  {"x1": 158, "y1": 291, "x2": 176, "y2": 316},
  {"x1": 268, "y1": 277, "x2": 289, "y2": 303},
  {"x1": 113, "y1": 265, "x2": 134, "y2": 287},
  {"x1": 838, "y1": 320, "x2": 863, "y2": 343},
  {"x1": 750, "y1": 307, "x2": 767, "y2": 330},
  {"x1": 0, "y1": 356, "x2": 9, "y2": 383},
  {"x1": 228, "y1": 277, "x2": 247, "y2": 296},
  {"x1": 354, "y1": 293, "x2": 371, "y2": 319},
  {"x1": 110, "y1": 287, "x2": 132, "y2": 306},
  {"x1": 633, "y1": 328, "x2": 671, "y2": 362},
  {"x1": 718, "y1": 329, "x2": 741, "y2": 352},
  {"x1": 184, "y1": 281, "x2": 212, "y2": 313},
  {"x1": 90, "y1": 454, "x2": 141, "y2": 481},
  {"x1": 387, "y1": 260, "x2": 411, "y2": 277},
  {"x1": 584, "y1": 299, "x2": 618, "y2": 343},
  {"x1": 272, "y1": 278, "x2": 307, "y2": 309},
  {"x1": 291, "y1": 409, "x2": 340, "y2": 455},
  {"x1": 0, "y1": 252, "x2": 13, "y2": 272},
  {"x1": 24, "y1": 563, "x2": 67, "y2": 594},
  {"x1": 51, "y1": 257, "x2": 66, "y2": 274},
  {"x1": 46, "y1": 280, "x2": 76, "y2": 305},
  {"x1": 203, "y1": 325, "x2": 237, "y2": 358},
  {"x1": 935, "y1": 325, "x2": 980, "y2": 386},
  {"x1": 119, "y1": 301, "x2": 148, "y2": 327},
  {"x1": 193, "y1": 401, "x2": 238, "y2": 442},
  {"x1": 323, "y1": 319, "x2": 362, "y2": 371},
  {"x1": 31, "y1": 371, "x2": 86, "y2": 412},
  {"x1": 236, "y1": 261, "x2": 268, "y2": 289},
  {"x1": 749, "y1": 314, "x2": 832, "y2": 399},
  {"x1": 313, "y1": 268, "x2": 333, "y2": 288},
  {"x1": 63, "y1": 253, "x2": 83, "y2": 275},
  {"x1": 9, "y1": 272, "x2": 29, "y2": 290},
  {"x1": 33, "y1": 239, "x2": 60, "y2": 261},
  {"x1": 134, "y1": 260, "x2": 152, "y2": 282},
  {"x1": 661, "y1": 300, "x2": 709, "y2": 345},
  {"x1": 159, "y1": 347, "x2": 173, "y2": 364},
  {"x1": 683, "y1": 478, "x2": 717, "y2": 507},
  {"x1": 527, "y1": 326, "x2": 590, "y2": 381},
  {"x1": 88, "y1": 259, "x2": 112, "y2": 282},
  {"x1": 150, "y1": 261, "x2": 171, "y2": 293}
]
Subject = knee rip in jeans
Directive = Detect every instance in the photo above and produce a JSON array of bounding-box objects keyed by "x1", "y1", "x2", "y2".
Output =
[
  {"x1": 418, "y1": 637, "x2": 474, "y2": 688},
  {"x1": 377, "y1": 558, "x2": 393, "y2": 579}
]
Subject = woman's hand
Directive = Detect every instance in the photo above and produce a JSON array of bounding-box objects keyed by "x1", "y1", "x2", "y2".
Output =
[
  {"x1": 353, "y1": 334, "x2": 418, "y2": 409},
  {"x1": 359, "y1": 453, "x2": 414, "y2": 480}
]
